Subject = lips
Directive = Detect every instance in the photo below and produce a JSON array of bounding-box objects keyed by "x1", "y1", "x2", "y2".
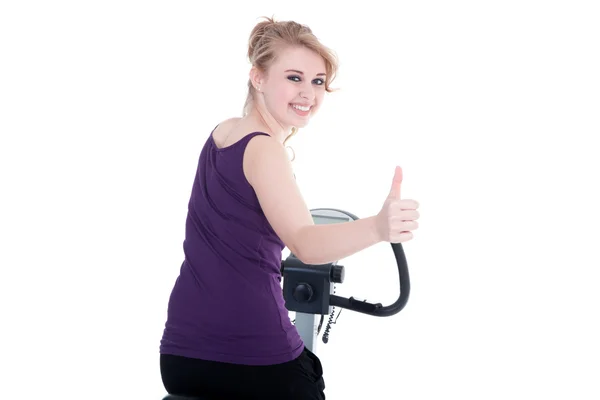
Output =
[{"x1": 290, "y1": 103, "x2": 311, "y2": 116}]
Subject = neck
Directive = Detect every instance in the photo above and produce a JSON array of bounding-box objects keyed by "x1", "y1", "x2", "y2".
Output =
[{"x1": 245, "y1": 107, "x2": 292, "y2": 145}]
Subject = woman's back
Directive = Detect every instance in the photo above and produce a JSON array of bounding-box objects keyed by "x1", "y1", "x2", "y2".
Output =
[{"x1": 159, "y1": 122, "x2": 304, "y2": 365}]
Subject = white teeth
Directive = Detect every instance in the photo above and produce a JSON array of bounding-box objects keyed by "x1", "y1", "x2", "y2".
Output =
[{"x1": 292, "y1": 104, "x2": 310, "y2": 112}]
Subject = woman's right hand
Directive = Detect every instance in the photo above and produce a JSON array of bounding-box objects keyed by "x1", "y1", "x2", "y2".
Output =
[{"x1": 375, "y1": 166, "x2": 420, "y2": 243}]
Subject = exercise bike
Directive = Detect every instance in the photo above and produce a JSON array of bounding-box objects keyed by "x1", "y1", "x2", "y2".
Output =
[{"x1": 162, "y1": 208, "x2": 410, "y2": 400}]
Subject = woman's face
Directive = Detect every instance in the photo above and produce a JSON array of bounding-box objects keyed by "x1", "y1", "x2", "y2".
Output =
[{"x1": 254, "y1": 46, "x2": 327, "y2": 131}]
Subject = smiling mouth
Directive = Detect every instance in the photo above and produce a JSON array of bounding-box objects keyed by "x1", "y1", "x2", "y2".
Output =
[
  {"x1": 291, "y1": 104, "x2": 311, "y2": 112},
  {"x1": 290, "y1": 103, "x2": 312, "y2": 116}
]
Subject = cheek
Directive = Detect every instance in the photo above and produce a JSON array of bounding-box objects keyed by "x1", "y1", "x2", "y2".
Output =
[
  {"x1": 313, "y1": 92, "x2": 326, "y2": 111},
  {"x1": 273, "y1": 90, "x2": 293, "y2": 111},
  {"x1": 282, "y1": 91, "x2": 294, "y2": 107},
  {"x1": 264, "y1": 91, "x2": 289, "y2": 115}
]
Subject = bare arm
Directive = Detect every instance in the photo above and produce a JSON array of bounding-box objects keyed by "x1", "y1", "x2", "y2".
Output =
[
  {"x1": 293, "y1": 216, "x2": 382, "y2": 264},
  {"x1": 244, "y1": 135, "x2": 382, "y2": 265}
]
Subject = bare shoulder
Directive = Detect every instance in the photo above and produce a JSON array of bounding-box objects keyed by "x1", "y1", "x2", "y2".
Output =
[{"x1": 243, "y1": 132, "x2": 289, "y2": 187}]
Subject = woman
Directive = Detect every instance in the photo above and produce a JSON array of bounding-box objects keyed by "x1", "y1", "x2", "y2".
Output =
[{"x1": 159, "y1": 16, "x2": 420, "y2": 400}]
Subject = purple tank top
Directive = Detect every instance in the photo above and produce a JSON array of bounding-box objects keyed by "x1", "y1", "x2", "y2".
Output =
[{"x1": 159, "y1": 127, "x2": 304, "y2": 365}]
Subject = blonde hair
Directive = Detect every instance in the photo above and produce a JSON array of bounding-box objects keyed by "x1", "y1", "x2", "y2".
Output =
[{"x1": 242, "y1": 16, "x2": 339, "y2": 152}]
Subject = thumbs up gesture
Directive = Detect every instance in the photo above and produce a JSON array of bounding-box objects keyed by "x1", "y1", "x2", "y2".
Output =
[{"x1": 375, "y1": 166, "x2": 420, "y2": 243}]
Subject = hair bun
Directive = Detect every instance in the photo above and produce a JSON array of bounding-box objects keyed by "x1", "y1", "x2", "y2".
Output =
[{"x1": 248, "y1": 16, "x2": 277, "y2": 61}]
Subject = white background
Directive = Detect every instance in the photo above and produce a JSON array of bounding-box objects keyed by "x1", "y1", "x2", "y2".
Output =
[{"x1": 1, "y1": 1, "x2": 599, "y2": 399}]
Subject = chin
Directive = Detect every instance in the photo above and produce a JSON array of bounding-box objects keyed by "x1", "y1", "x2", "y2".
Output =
[
  {"x1": 293, "y1": 113, "x2": 315, "y2": 128},
  {"x1": 294, "y1": 119, "x2": 311, "y2": 128}
]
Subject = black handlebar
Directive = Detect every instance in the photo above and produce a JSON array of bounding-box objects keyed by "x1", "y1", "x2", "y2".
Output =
[
  {"x1": 329, "y1": 242, "x2": 410, "y2": 317},
  {"x1": 282, "y1": 208, "x2": 411, "y2": 318}
]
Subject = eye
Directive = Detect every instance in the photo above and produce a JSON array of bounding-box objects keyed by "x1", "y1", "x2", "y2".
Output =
[{"x1": 287, "y1": 75, "x2": 325, "y2": 86}]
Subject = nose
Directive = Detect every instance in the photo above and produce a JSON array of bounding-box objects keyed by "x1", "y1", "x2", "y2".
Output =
[{"x1": 300, "y1": 83, "x2": 315, "y2": 100}]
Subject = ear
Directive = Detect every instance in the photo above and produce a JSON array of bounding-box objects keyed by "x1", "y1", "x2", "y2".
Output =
[{"x1": 249, "y1": 66, "x2": 264, "y2": 90}]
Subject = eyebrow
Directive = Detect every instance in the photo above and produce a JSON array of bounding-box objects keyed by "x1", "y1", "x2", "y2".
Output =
[{"x1": 285, "y1": 69, "x2": 326, "y2": 77}]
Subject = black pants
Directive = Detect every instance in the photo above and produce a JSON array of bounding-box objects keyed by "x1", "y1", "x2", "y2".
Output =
[{"x1": 160, "y1": 347, "x2": 326, "y2": 400}]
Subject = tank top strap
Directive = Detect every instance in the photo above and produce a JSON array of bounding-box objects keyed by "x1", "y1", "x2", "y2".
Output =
[
  {"x1": 240, "y1": 131, "x2": 271, "y2": 143},
  {"x1": 211, "y1": 130, "x2": 271, "y2": 153},
  {"x1": 234, "y1": 131, "x2": 271, "y2": 152}
]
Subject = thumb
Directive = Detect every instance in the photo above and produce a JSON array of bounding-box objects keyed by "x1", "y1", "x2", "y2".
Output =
[{"x1": 388, "y1": 166, "x2": 403, "y2": 199}]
